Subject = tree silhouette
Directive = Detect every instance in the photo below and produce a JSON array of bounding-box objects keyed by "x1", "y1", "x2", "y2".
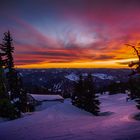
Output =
[
  {"x1": 84, "y1": 74, "x2": 100, "y2": 115},
  {"x1": 0, "y1": 31, "x2": 30, "y2": 115},
  {"x1": 126, "y1": 43, "x2": 140, "y2": 110},
  {"x1": 72, "y1": 74, "x2": 100, "y2": 115},
  {"x1": 1, "y1": 31, "x2": 19, "y2": 100},
  {"x1": 0, "y1": 52, "x2": 6, "y2": 99},
  {"x1": 1, "y1": 31, "x2": 14, "y2": 70},
  {"x1": 0, "y1": 31, "x2": 35, "y2": 119},
  {"x1": 126, "y1": 44, "x2": 140, "y2": 75},
  {"x1": 71, "y1": 75, "x2": 84, "y2": 108}
]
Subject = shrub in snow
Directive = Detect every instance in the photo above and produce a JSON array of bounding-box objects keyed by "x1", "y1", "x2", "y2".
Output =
[
  {"x1": 0, "y1": 99, "x2": 20, "y2": 120},
  {"x1": 128, "y1": 76, "x2": 140, "y2": 110},
  {"x1": 108, "y1": 81, "x2": 126, "y2": 95}
]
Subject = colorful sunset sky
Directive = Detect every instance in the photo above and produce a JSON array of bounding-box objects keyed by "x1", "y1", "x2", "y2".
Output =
[{"x1": 1, "y1": 0, "x2": 140, "y2": 68}]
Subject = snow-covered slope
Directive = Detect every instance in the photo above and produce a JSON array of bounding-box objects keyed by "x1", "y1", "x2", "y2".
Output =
[
  {"x1": 65, "y1": 73, "x2": 79, "y2": 81},
  {"x1": 92, "y1": 73, "x2": 114, "y2": 80},
  {"x1": 65, "y1": 73, "x2": 114, "y2": 81},
  {"x1": 0, "y1": 94, "x2": 140, "y2": 140}
]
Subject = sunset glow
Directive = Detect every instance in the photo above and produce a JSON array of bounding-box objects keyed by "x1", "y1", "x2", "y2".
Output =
[{"x1": 1, "y1": 0, "x2": 140, "y2": 68}]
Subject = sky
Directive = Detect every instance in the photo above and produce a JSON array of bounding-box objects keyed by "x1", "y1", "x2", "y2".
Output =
[{"x1": 0, "y1": 0, "x2": 140, "y2": 68}]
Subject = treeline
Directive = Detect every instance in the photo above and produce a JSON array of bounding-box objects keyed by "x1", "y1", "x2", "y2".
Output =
[{"x1": 0, "y1": 31, "x2": 34, "y2": 119}]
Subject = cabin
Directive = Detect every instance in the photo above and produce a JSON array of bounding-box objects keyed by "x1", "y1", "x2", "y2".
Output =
[{"x1": 25, "y1": 94, "x2": 64, "y2": 112}]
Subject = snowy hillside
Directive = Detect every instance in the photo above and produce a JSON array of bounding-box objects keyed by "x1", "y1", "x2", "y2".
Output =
[
  {"x1": 65, "y1": 73, "x2": 79, "y2": 81},
  {"x1": 65, "y1": 73, "x2": 114, "y2": 81},
  {"x1": 92, "y1": 73, "x2": 114, "y2": 80},
  {"x1": 0, "y1": 93, "x2": 140, "y2": 140}
]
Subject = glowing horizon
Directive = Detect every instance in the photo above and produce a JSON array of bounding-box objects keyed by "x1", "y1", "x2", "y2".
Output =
[{"x1": 16, "y1": 58, "x2": 138, "y2": 69}]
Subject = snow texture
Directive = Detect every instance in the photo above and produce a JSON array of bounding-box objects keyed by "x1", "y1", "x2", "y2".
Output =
[
  {"x1": 0, "y1": 93, "x2": 140, "y2": 140},
  {"x1": 65, "y1": 73, "x2": 114, "y2": 81},
  {"x1": 65, "y1": 73, "x2": 79, "y2": 81},
  {"x1": 92, "y1": 73, "x2": 114, "y2": 80}
]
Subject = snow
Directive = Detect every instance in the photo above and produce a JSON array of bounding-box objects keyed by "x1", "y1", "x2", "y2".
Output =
[
  {"x1": 30, "y1": 94, "x2": 64, "y2": 102},
  {"x1": 82, "y1": 73, "x2": 88, "y2": 76},
  {"x1": 92, "y1": 73, "x2": 114, "y2": 80},
  {"x1": 65, "y1": 73, "x2": 114, "y2": 81},
  {"x1": 0, "y1": 118, "x2": 8, "y2": 123},
  {"x1": 0, "y1": 93, "x2": 140, "y2": 140},
  {"x1": 65, "y1": 73, "x2": 79, "y2": 81},
  {"x1": 39, "y1": 78, "x2": 43, "y2": 81}
]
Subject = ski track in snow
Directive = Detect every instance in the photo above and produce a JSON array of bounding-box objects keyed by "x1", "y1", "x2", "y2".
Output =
[{"x1": 0, "y1": 94, "x2": 140, "y2": 140}]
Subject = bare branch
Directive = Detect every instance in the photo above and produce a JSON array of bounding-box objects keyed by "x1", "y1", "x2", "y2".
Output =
[{"x1": 125, "y1": 44, "x2": 140, "y2": 61}]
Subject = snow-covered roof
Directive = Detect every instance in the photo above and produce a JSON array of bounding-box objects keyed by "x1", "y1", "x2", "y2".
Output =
[{"x1": 30, "y1": 94, "x2": 64, "y2": 102}]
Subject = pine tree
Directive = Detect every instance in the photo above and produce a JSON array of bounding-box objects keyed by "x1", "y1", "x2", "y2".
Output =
[
  {"x1": 0, "y1": 53, "x2": 6, "y2": 99},
  {"x1": 84, "y1": 74, "x2": 100, "y2": 115},
  {"x1": 1, "y1": 31, "x2": 14, "y2": 70},
  {"x1": 0, "y1": 31, "x2": 29, "y2": 115},
  {"x1": 72, "y1": 75, "x2": 85, "y2": 108},
  {"x1": 0, "y1": 31, "x2": 33, "y2": 119},
  {"x1": 0, "y1": 37, "x2": 17, "y2": 119},
  {"x1": 1, "y1": 31, "x2": 15, "y2": 98},
  {"x1": 72, "y1": 74, "x2": 100, "y2": 115}
]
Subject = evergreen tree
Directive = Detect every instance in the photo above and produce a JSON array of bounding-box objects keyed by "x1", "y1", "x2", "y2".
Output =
[
  {"x1": 72, "y1": 74, "x2": 100, "y2": 115},
  {"x1": 108, "y1": 81, "x2": 122, "y2": 95},
  {"x1": 0, "y1": 31, "x2": 34, "y2": 119},
  {"x1": 0, "y1": 53, "x2": 6, "y2": 99},
  {"x1": 0, "y1": 37, "x2": 18, "y2": 119},
  {"x1": 1, "y1": 31, "x2": 17, "y2": 99},
  {"x1": 84, "y1": 74, "x2": 100, "y2": 115},
  {"x1": 1, "y1": 31, "x2": 14, "y2": 70},
  {"x1": 0, "y1": 31, "x2": 29, "y2": 115},
  {"x1": 72, "y1": 75, "x2": 84, "y2": 108}
]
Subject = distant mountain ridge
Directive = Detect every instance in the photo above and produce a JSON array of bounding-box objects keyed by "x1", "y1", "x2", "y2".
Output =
[{"x1": 17, "y1": 68, "x2": 131, "y2": 95}]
